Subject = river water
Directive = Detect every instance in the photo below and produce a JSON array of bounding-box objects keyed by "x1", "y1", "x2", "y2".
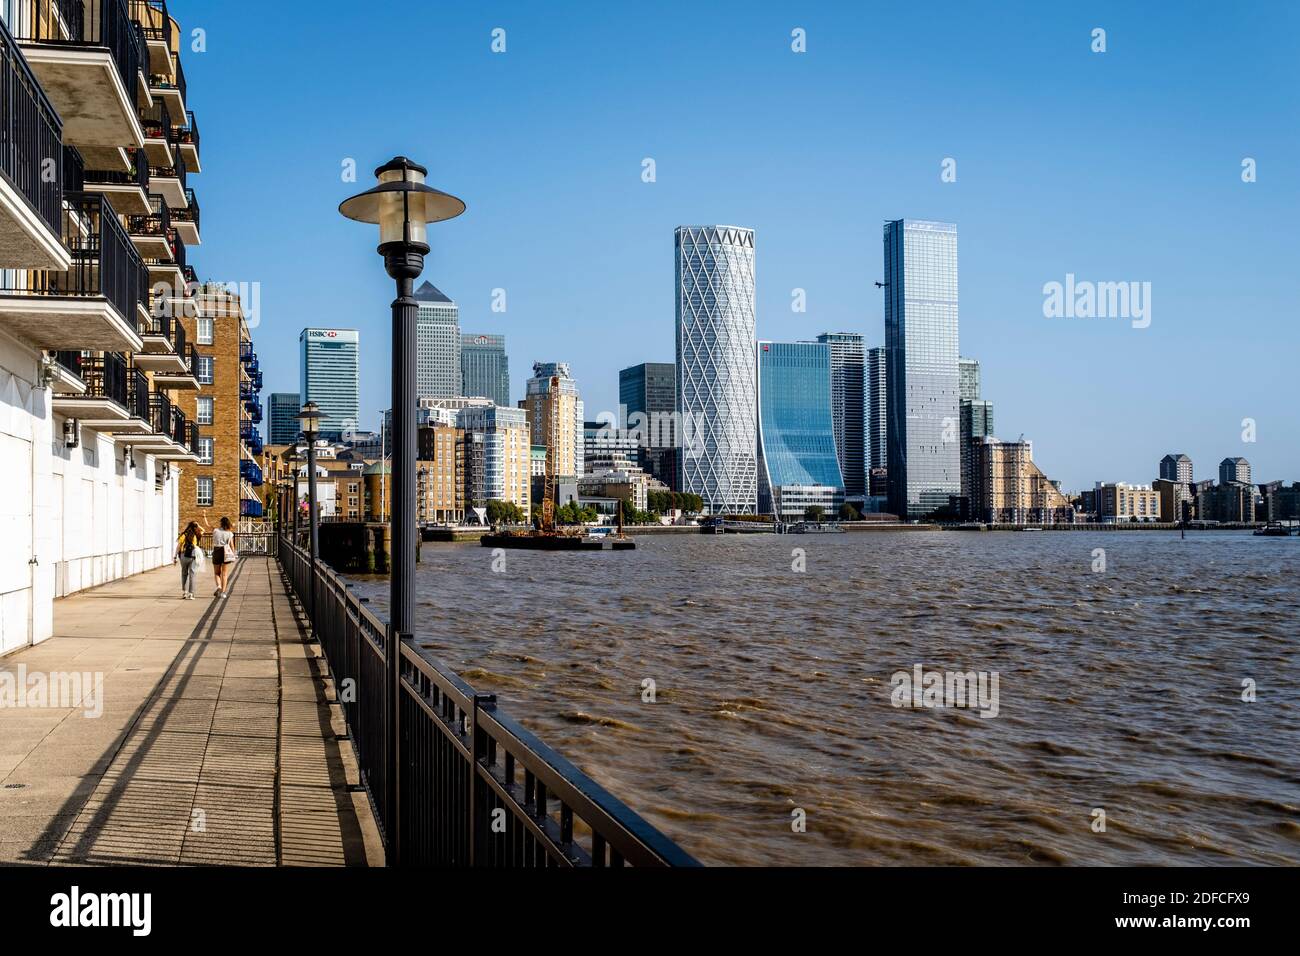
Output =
[{"x1": 352, "y1": 531, "x2": 1299, "y2": 866}]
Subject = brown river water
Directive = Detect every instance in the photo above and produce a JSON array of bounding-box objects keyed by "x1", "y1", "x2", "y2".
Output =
[{"x1": 352, "y1": 531, "x2": 1299, "y2": 866}]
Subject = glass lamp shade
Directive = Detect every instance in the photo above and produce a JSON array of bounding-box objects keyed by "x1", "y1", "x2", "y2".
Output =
[
  {"x1": 339, "y1": 157, "x2": 465, "y2": 247},
  {"x1": 297, "y1": 402, "x2": 322, "y2": 439}
]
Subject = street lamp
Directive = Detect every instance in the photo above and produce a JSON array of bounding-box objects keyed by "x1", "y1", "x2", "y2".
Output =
[
  {"x1": 297, "y1": 401, "x2": 322, "y2": 636},
  {"x1": 340, "y1": 157, "x2": 465, "y2": 862}
]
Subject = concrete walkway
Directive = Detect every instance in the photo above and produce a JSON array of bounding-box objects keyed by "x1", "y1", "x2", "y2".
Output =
[{"x1": 0, "y1": 556, "x2": 383, "y2": 866}]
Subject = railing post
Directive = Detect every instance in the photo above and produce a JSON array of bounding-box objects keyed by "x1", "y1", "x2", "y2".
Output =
[
  {"x1": 387, "y1": 626, "x2": 405, "y2": 866},
  {"x1": 468, "y1": 691, "x2": 497, "y2": 867}
]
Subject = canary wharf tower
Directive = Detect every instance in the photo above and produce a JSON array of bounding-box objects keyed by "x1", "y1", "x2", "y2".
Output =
[{"x1": 675, "y1": 226, "x2": 758, "y2": 514}]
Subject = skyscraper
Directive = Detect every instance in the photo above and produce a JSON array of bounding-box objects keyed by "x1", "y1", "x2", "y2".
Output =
[
  {"x1": 815, "y1": 333, "x2": 866, "y2": 499},
  {"x1": 884, "y1": 219, "x2": 961, "y2": 517},
  {"x1": 619, "y1": 362, "x2": 676, "y2": 488},
  {"x1": 1219, "y1": 457, "x2": 1251, "y2": 485},
  {"x1": 958, "y1": 357, "x2": 981, "y2": 402},
  {"x1": 959, "y1": 399, "x2": 995, "y2": 510},
  {"x1": 526, "y1": 362, "x2": 584, "y2": 480},
  {"x1": 757, "y1": 342, "x2": 846, "y2": 520},
  {"x1": 1160, "y1": 453, "x2": 1193, "y2": 482},
  {"x1": 675, "y1": 225, "x2": 757, "y2": 514},
  {"x1": 461, "y1": 333, "x2": 510, "y2": 406},
  {"x1": 415, "y1": 282, "x2": 461, "y2": 399},
  {"x1": 867, "y1": 346, "x2": 887, "y2": 473},
  {"x1": 268, "y1": 392, "x2": 302, "y2": 445},
  {"x1": 300, "y1": 328, "x2": 360, "y2": 440}
]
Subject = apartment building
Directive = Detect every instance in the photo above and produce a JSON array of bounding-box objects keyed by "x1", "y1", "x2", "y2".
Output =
[
  {"x1": 417, "y1": 422, "x2": 465, "y2": 524},
  {"x1": 0, "y1": 1, "x2": 224, "y2": 651},
  {"x1": 969, "y1": 438, "x2": 1076, "y2": 525},
  {"x1": 1093, "y1": 482, "x2": 1162, "y2": 523}
]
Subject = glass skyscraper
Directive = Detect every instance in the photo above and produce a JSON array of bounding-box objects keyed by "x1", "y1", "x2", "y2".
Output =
[
  {"x1": 267, "y1": 392, "x2": 301, "y2": 445},
  {"x1": 867, "y1": 346, "x2": 887, "y2": 473},
  {"x1": 619, "y1": 362, "x2": 676, "y2": 488},
  {"x1": 958, "y1": 357, "x2": 981, "y2": 402},
  {"x1": 414, "y1": 282, "x2": 460, "y2": 399},
  {"x1": 883, "y1": 219, "x2": 960, "y2": 518},
  {"x1": 815, "y1": 333, "x2": 866, "y2": 499},
  {"x1": 299, "y1": 328, "x2": 359, "y2": 441},
  {"x1": 756, "y1": 341, "x2": 845, "y2": 519},
  {"x1": 675, "y1": 225, "x2": 757, "y2": 514},
  {"x1": 461, "y1": 332, "x2": 510, "y2": 406}
]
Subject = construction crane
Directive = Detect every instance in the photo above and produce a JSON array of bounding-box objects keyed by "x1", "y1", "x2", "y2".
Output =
[{"x1": 539, "y1": 374, "x2": 561, "y2": 533}]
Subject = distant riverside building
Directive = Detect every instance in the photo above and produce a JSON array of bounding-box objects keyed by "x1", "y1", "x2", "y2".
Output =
[
  {"x1": 526, "y1": 362, "x2": 584, "y2": 481},
  {"x1": 959, "y1": 399, "x2": 995, "y2": 511},
  {"x1": 1154, "y1": 478, "x2": 1195, "y2": 524},
  {"x1": 460, "y1": 333, "x2": 509, "y2": 407},
  {"x1": 756, "y1": 341, "x2": 845, "y2": 520},
  {"x1": 958, "y1": 357, "x2": 981, "y2": 402},
  {"x1": 268, "y1": 392, "x2": 302, "y2": 445},
  {"x1": 300, "y1": 328, "x2": 359, "y2": 440},
  {"x1": 1092, "y1": 482, "x2": 1161, "y2": 523},
  {"x1": 815, "y1": 333, "x2": 866, "y2": 500},
  {"x1": 456, "y1": 404, "x2": 532, "y2": 514},
  {"x1": 1160, "y1": 453, "x2": 1193, "y2": 483},
  {"x1": 415, "y1": 282, "x2": 461, "y2": 399},
  {"x1": 675, "y1": 225, "x2": 758, "y2": 514},
  {"x1": 1219, "y1": 457, "x2": 1251, "y2": 485},
  {"x1": 884, "y1": 219, "x2": 961, "y2": 517},
  {"x1": 866, "y1": 346, "x2": 887, "y2": 473},
  {"x1": 1198, "y1": 480, "x2": 1256, "y2": 524},
  {"x1": 1258, "y1": 481, "x2": 1300, "y2": 523},
  {"x1": 619, "y1": 362, "x2": 677, "y2": 489},
  {"x1": 583, "y1": 420, "x2": 640, "y2": 471},
  {"x1": 968, "y1": 438, "x2": 1074, "y2": 524}
]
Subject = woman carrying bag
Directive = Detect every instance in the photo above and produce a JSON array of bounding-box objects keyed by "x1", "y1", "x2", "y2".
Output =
[
  {"x1": 175, "y1": 518, "x2": 207, "y2": 600},
  {"x1": 211, "y1": 516, "x2": 238, "y2": 599}
]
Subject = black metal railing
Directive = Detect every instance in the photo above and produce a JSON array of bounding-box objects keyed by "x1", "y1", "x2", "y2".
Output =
[
  {"x1": 169, "y1": 405, "x2": 188, "y2": 446},
  {"x1": 168, "y1": 227, "x2": 185, "y2": 270},
  {"x1": 147, "y1": 389, "x2": 171, "y2": 434},
  {"x1": 0, "y1": 20, "x2": 64, "y2": 240},
  {"x1": 142, "y1": 312, "x2": 184, "y2": 353},
  {"x1": 148, "y1": 151, "x2": 186, "y2": 194},
  {"x1": 172, "y1": 186, "x2": 198, "y2": 232},
  {"x1": 85, "y1": 147, "x2": 148, "y2": 190},
  {"x1": 72, "y1": 351, "x2": 128, "y2": 407},
  {"x1": 148, "y1": 52, "x2": 183, "y2": 105},
  {"x1": 0, "y1": 193, "x2": 140, "y2": 325},
  {"x1": 16, "y1": 1, "x2": 140, "y2": 98},
  {"x1": 129, "y1": 0, "x2": 170, "y2": 48},
  {"x1": 129, "y1": 192, "x2": 169, "y2": 237},
  {"x1": 141, "y1": 98, "x2": 170, "y2": 140},
  {"x1": 126, "y1": 359, "x2": 149, "y2": 420},
  {"x1": 175, "y1": 109, "x2": 199, "y2": 156},
  {"x1": 276, "y1": 538, "x2": 698, "y2": 867},
  {"x1": 63, "y1": 144, "x2": 84, "y2": 192}
]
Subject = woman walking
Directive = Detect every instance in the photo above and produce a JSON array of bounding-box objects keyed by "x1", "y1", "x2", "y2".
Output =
[
  {"x1": 211, "y1": 516, "x2": 238, "y2": 598},
  {"x1": 175, "y1": 518, "x2": 206, "y2": 600}
]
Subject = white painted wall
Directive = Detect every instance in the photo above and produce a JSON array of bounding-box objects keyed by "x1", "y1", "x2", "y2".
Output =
[{"x1": 0, "y1": 330, "x2": 180, "y2": 656}]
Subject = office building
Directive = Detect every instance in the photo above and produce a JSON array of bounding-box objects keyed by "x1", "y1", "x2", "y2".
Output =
[
  {"x1": 526, "y1": 362, "x2": 584, "y2": 481},
  {"x1": 675, "y1": 225, "x2": 757, "y2": 514},
  {"x1": 1159, "y1": 453, "x2": 1193, "y2": 483},
  {"x1": 584, "y1": 420, "x2": 641, "y2": 471},
  {"x1": 619, "y1": 361, "x2": 677, "y2": 488},
  {"x1": 883, "y1": 219, "x2": 961, "y2": 518},
  {"x1": 815, "y1": 333, "x2": 866, "y2": 500},
  {"x1": 867, "y1": 346, "x2": 887, "y2": 473},
  {"x1": 414, "y1": 282, "x2": 460, "y2": 399},
  {"x1": 1219, "y1": 457, "x2": 1251, "y2": 486},
  {"x1": 756, "y1": 341, "x2": 845, "y2": 520},
  {"x1": 958, "y1": 357, "x2": 981, "y2": 402},
  {"x1": 968, "y1": 438, "x2": 1074, "y2": 524},
  {"x1": 300, "y1": 328, "x2": 359, "y2": 440},
  {"x1": 461, "y1": 332, "x2": 509, "y2": 406},
  {"x1": 268, "y1": 391, "x2": 301, "y2": 445}
]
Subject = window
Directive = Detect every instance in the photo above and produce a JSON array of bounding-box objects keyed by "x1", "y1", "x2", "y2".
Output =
[
  {"x1": 197, "y1": 317, "x2": 214, "y2": 345},
  {"x1": 197, "y1": 437, "x2": 214, "y2": 465},
  {"x1": 197, "y1": 355, "x2": 214, "y2": 384},
  {"x1": 197, "y1": 477, "x2": 213, "y2": 506},
  {"x1": 197, "y1": 397, "x2": 213, "y2": 425}
]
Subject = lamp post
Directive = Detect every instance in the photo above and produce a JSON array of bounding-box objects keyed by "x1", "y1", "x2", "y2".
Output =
[
  {"x1": 297, "y1": 401, "x2": 322, "y2": 636},
  {"x1": 340, "y1": 158, "x2": 464, "y2": 863}
]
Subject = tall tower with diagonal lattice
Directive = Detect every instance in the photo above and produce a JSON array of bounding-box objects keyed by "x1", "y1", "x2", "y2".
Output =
[{"x1": 675, "y1": 226, "x2": 757, "y2": 514}]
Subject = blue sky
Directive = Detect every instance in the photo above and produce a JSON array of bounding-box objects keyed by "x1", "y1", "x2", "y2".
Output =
[{"x1": 175, "y1": 0, "x2": 1298, "y2": 490}]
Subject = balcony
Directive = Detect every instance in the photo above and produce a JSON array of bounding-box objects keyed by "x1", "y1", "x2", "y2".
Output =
[
  {"x1": 240, "y1": 499, "x2": 264, "y2": 518},
  {"x1": 148, "y1": 46, "x2": 184, "y2": 117},
  {"x1": 140, "y1": 99, "x2": 173, "y2": 166},
  {"x1": 127, "y1": 193, "x2": 170, "y2": 258},
  {"x1": 0, "y1": 22, "x2": 70, "y2": 270},
  {"x1": 14, "y1": 0, "x2": 145, "y2": 155},
  {"x1": 133, "y1": 313, "x2": 187, "y2": 372},
  {"x1": 240, "y1": 459, "x2": 264, "y2": 487},
  {"x1": 129, "y1": 0, "x2": 171, "y2": 75},
  {"x1": 148, "y1": 154, "x2": 186, "y2": 209},
  {"x1": 151, "y1": 342, "x2": 199, "y2": 390},
  {"x1": 145, "y1": 402, "x2": 197, "y2": 460},
  {"x1": 246, "y1": 395, "x2": 263, "y2": 424},
  {"x1": 141, "y1": 226, "x2": 185, "y2": 288},
  {"x1": 83, "y1": 147, "x2": 150, "y2": 215},
  {"x1": 172, "y1": 187, "x2": 199, "y2": 245},
  {"x1": 0, "y1": 193, "x2": 145, "y2": 351},
  {"x1": 174, "y1": 109, "x2": 200, "y2": 172},
  {"x1": 50, "y1": 351, "x2": 132, "y2": 426}
]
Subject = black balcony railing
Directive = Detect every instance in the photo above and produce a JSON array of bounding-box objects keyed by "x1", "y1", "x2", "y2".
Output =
[
  {"x1": 276, "y1": 539, "x2": 698, "y2": 866},
  {"x1": 129, "y1": 193, "x2": 169, "y2": 238},
  {"x1": 130, "y1": 0, "x2": 170, "y2": 47},
  {"x1": 62, "y1": 145, "x2": 84, "y2": 193},
  {"x1": 169, "y1": 404, "x2": 188, "y2": 446},
  {"x1": 16, "y1": 1, "x2": 140, "y2": 99},
  {"x1": 175, "y1": 109, "x2": 199, "y2": 155},
  {"x1": 168, "y1": 228, "x2": 185, "y2": 270},
  {"x1": 85, "y1": 147, "x2": 148, "y2": 190},
  {"x1": 147, "y1": 389, "x2": 171, "y2": 435},
  {"x1": 63, "y1": 351, "x2": 128, "y2": 407},
  {"x1": 141, "y1": 98, "x2": 170, "y2": 140},
  {"x1": 173, "y1": 187, "x2": 199, "y2": 232},
  {"x1": 0, "y1": 193, "x2": 141, "y2": 326},
  {"x1": 176, "y1": 342, "x2": 196, "y2": 374},
  {"x1": 142, "y1": 313, "x2": 185, "y2": 354},
  {"x1": 149, "y1": 151, "x2": 186, "y2": 193},
  {"x1": 149, "y1": 51, "x2": 183, "y2": 105},
  {"x1": 0, "y1": 21, "x2": 64, "y2": 241},
  {"x1": 126, "y1": 359, "x2": 149, "y2": 420}
]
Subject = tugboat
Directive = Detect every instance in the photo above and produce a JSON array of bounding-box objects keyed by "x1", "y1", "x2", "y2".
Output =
[{"x1": 1253, "y1": 523, "x2": 1293, "y2": 537}]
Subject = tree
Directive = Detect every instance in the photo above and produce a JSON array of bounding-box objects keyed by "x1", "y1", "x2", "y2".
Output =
[
  {"x1": 838, "y1": 502, "x2": 859, "y2": 521},
  {"x1": 805, "y1": 505, "x2": 825, "y2": 522},
  {"x1": 486, "y1": 500, "x2": 524, "y2": 525}
]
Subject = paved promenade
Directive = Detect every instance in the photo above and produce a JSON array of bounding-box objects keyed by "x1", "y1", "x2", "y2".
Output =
[{"x1": 0, "y1": 556, "x2": 383, "y2": 866}]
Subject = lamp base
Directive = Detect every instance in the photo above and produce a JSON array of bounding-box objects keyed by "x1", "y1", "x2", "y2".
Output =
[{"x1": 378, "y1": 240, "x2": 430, "y2": 281}]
